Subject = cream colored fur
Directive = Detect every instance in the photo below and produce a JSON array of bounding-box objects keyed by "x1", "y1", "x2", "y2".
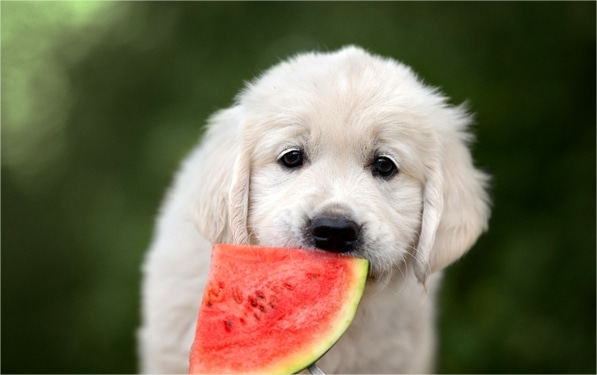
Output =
[{"x1": 139, "y1": 46, "x2": 491, "y2": 374}]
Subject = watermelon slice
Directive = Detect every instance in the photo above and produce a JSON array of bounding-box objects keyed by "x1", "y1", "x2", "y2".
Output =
[{"x1": 189, "y1": 244, "x2": 369, "y2": 374}]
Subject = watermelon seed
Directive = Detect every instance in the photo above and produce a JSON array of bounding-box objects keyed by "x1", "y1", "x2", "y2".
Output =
[
  {"x1": 253, "y1": 312, "x2": 261, "y2": 320},
  {"x1": 255, "y1": 291, "x2": 265, "y2": 299},
  {"x1": 282, "y1": 282, "x2": 294, "y2": 291},
  {"x1": 224, "y1": 319, "x2": 233, "y2": 332},
  {"x1": 248, "y1": 296, "x2": 258, "y2": 307},
  {"x1": 207, "y1": 285, "x2": 225, "y2": 302},
  {"x1": 232, "y1": 288, "x2": 243, "y2": 304}
]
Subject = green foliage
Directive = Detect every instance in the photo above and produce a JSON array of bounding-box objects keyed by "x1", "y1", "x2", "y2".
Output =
[{"x1": 2, "y1": 2, "x2": 595, "y2": 373}]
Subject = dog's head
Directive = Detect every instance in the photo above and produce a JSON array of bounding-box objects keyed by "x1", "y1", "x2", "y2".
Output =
[{"x1": 194, "y1": 46, "x2": 491, "y2": 283}]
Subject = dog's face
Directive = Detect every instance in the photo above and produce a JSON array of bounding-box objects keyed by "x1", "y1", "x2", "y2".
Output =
[
  {"x1": 196, "y1": 46, "x2": 490, "y2": 282},
  {"x1": 245, "y1": 95, "x2": 434, "y2": 278}
]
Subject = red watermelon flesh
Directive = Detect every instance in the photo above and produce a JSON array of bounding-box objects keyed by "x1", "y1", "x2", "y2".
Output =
[{"x1": 189, "y1": 244, "x2": 369, "y2": 374}]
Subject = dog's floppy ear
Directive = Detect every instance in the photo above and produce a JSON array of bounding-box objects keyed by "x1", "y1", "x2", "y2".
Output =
[
  {"x1": 228, "y1": 146, "x2": 251, "y2": 245},
  {"x1": 414, "y1": 109, "x2": 491, "y2": 284},
  {"x1": 193, "y1": 106, "x2": 251, "y2": 244}
]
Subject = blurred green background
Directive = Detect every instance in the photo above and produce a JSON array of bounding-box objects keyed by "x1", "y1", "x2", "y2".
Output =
[{"x1": 2, "y1": 2, "x2": 595, "y2": 373}]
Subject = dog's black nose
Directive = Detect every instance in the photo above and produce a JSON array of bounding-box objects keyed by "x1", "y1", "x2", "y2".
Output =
[{"x1": 310, "y1": 217, "x2": 360, "y2": 253}]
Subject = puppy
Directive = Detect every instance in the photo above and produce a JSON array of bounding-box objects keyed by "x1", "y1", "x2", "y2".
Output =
[{"x1": 139, "y1": 46, "x2": 491, "y2": 374}]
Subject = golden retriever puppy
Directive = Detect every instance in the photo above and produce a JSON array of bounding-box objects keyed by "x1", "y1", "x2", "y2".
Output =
[{"x1": 139, "y1": 45, "x2": 491, "y2": 374}]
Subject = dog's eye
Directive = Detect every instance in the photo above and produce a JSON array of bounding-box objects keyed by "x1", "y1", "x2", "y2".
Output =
[
  {"x1": 371, "y1": 156, "x2": 398, "y2": 178},
  {"x1": 279, "y1": 149, "x2": 304, "y2": 169}
]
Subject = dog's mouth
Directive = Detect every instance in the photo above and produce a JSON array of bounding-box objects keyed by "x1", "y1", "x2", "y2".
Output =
[{"x1": 249, "y1": 210, "x2": 411, "y2": 282}]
